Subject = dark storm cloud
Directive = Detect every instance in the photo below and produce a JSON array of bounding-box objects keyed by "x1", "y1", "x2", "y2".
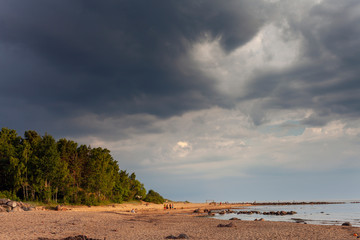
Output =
[
  {"x1": 243, "y1": 0, "x2": 360, "y2": 126},
  {"x1": 0, "y1": 0, "x2": 264, "y2": 135}
]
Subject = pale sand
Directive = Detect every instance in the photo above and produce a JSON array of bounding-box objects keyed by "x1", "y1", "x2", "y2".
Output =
[{"x1": 1, "y1": 202, "x2": 359, "y2": 240}]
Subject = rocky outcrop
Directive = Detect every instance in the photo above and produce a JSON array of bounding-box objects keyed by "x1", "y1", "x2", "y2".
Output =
[
  {"x1": 237, "y1": 210, "x2": 297, "y2": 216},
  {"x1": 0, "y1": 198, "x2": 34, "y2": 212}
]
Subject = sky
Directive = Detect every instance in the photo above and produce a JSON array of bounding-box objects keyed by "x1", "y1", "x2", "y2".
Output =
[{"x1": 1, "y1": 0, "x2": 360, "y2": 202}]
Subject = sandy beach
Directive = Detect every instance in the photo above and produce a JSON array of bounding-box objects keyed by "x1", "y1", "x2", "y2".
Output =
[{"x1": 1, "y1": 202, "x2": 359, "y2": 240}]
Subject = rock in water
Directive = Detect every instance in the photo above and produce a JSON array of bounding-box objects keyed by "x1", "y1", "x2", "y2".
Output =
[{"x1": 342, "y1": 222, "x2": 352, "y2": 226}]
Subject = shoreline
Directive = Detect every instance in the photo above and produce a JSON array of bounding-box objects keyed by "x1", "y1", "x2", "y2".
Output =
[
  {"x1": 1, "y1": 202, "x2": 359, "y2": 239},
  {"x1": 59, "y1": 201, "x2": 251, "y2": 214}
]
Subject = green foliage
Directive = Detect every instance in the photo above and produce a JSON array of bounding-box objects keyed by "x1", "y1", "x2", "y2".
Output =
[
  {"x1": 0, "y1": 128, "x2": 156, "y2": 205},
  {"x1": 144, "y1": 189, "x2": 165, "y2": 204},
  {"x1": 0, "y1": 190, "x2": 20, "y2": 201}
]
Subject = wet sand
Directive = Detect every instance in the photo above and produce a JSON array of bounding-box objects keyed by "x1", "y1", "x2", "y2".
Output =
[{"x1": 1, "y1": 202, "x2": 359, "y2": 240}]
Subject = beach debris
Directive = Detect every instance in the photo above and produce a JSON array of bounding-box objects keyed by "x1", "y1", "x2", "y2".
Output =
[
  {"x1": 219, "y1": 210, "x2": 226, "y2": 215},
  {"x1": 229, "y1": 217, "x2": 240, "y2": 221},
  {"x1": 165, "y1": 233, "x2": 189, "y2": 239},
  {"x1": 342, "y1": 222, "x2": 352, "y2": 226},
  {"x1": 217, "y1": 222, "x2": 234, "y2": 227},
  {"x1": 38, "y1": 235, "x2": 102, "y2": 240},
  {"x1": 0, "y1": 198, "x2": 34, "y2": 212}
]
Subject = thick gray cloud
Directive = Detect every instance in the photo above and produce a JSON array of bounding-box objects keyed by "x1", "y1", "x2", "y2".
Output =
[
  {"x1": 0, "y1": 0, "x2": 264, "y2": 136},
  {"x1": 243, "y1": 0, "x2": 360, "y2": 126},
  {"x1": 1, "y1": 0, "x2": 360, "y2": 202}
]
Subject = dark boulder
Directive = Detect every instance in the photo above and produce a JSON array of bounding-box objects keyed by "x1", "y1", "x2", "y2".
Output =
[
  {"x1": 177, "y1": 233, "x2": 189, "y2": 239},
  {"x1": 165, "y1": 234, "x2": 189, "y2": 239},
  {"x1": 193, "y1": 208, "x2": 200, "y2": 213},
  {"x1": 217, "y1": 222, "x2": 234, "y2": 227},
  {"x1": 342, "y1": 222, "x2": 352, "y2": 226},
  {"x1": 165, "y1": 235, "x2": 178, "y2": 239}
]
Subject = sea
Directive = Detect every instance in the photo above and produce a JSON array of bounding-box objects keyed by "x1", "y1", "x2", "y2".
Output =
[{"x1": 213, "y1": 201, "x2": 360, "y2": 227}]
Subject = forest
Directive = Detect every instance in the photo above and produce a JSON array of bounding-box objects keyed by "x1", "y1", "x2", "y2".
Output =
[{"x1": 0, "y1": 127, "x2": 164, "y2": 205}]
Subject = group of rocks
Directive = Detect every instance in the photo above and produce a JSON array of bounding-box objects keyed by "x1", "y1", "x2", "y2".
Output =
[
  {"x1": 194, "y1": 208, "x2": 297, "y2": 216},
  {"x1": 195, "y1": 208, "x2": 236, "y2": 216},
  {"x1": 237, "y1": 210, "x2": 297, "y2": 216},
  {"x1": 0, "y1": 198, "x2": 35, "y2": 212}
]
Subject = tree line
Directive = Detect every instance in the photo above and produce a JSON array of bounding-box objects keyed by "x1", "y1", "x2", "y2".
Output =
[{"x1": 0, "y1": 127, "x2": 164, "y2": 205}]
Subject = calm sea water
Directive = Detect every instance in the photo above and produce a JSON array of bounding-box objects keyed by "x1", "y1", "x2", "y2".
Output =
[{"x1": 214, "y1": 202, "x2": 360, "y2": 227}]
